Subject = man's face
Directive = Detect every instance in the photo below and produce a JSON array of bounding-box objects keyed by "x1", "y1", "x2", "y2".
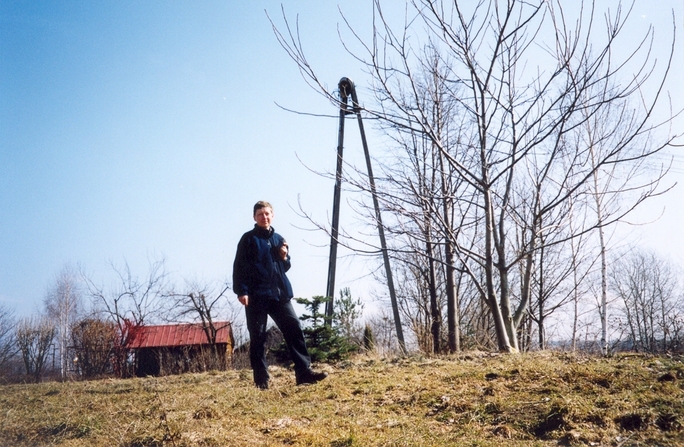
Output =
[{"x1": 254, "y1": 206, "x2": 274, "y2": 229}]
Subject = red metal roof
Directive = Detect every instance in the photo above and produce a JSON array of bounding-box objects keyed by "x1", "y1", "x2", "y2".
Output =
[{"x1": 127, "y1": 322, "x2": 232, "y2": 349}]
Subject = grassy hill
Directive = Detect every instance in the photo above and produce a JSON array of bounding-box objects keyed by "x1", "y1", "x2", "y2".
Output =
[{"x1": 1, "y1": 351, "x2": 683, "y2": 446}]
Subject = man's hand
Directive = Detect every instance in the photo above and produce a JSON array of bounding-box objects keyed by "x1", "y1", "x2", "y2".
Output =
[
  {"x1": 279, "y1": 242, "x2": 289, "y2": 260},
  {"x1": 238, "y1": 295, "x2": 249, "y2": 306}
]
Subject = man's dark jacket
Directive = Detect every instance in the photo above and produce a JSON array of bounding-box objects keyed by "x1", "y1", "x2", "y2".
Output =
[{"x1": 232, "y1": 225, "x2": 293, "y2": 300}]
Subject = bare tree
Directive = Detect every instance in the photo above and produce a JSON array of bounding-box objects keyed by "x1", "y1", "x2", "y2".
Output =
[
  {"x1": 0, "y1": 304, "x2": 17, "y2": 374},
  {"x1": 391, "y1": 255, "x2": 435, "y2": 352},
  {"x1": 44, "y1": 263, "x2": 82, "y2": 378},
  {"x1": 610, "y1": 250, "x2": 683, "y2": 353},
  {"x1": 167, "y1": 280, "x2": 231, "y2": 338},
  {"x1": 165, "y1": 279, "x2": 236, "y2": 370},
  {"x1": 16, "y1": 317, "x2": 56, "y2": 383},
  {"x1": 272, "y1": 0, "x2": 678, "y2": 352},
  {"x1": 565, "y1": 209, "x2": 598, "y2": 352},
  {"x1": 86, "y1": 258, "x2": 168, "y2": 326},
  {"x1": 84, "y1": 257, "x2": 169, "y2": 376},
  {"x1": 365, "y1": 308, "x2": 401, "y2": 355}
]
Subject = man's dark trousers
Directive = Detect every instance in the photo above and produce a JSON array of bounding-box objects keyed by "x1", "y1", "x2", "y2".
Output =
[{"x1": 245, "y1": 295, "x2": 311, "y2": 386}]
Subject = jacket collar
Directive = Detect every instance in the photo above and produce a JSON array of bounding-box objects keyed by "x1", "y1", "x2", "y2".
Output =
[{"x1": 253, "y1": 224, "x2": 274, "y2": 238}]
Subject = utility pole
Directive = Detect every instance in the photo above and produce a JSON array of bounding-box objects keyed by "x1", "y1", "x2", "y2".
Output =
[{"x1": 324, "y1": 77, "x2": 406, "y2": 354}]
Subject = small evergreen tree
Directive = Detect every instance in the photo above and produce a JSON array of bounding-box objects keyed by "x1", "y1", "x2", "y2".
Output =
[
  {"x1": 272, "y1": 295, "x2": 358, "y2": 364},
  {"x1": 334, "y1": 287, "x2": 364, "y2": 343},
  {"x1": 297, "y1": 295, "x2": 357, "y2": 363}
]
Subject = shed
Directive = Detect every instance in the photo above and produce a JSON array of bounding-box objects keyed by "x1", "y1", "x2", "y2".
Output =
[{"x1": 127, "y1": 322, "x2": 233, "y2": 376}]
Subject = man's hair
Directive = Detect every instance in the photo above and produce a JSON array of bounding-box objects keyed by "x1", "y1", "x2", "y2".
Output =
[{"x1": 253, "y1": 201, "x2": 273, "y2": 216}]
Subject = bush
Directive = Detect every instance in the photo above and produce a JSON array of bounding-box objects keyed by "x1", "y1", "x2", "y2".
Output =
[{"x1": 71, "y1": 318, "x2": 117, "y2": 378}]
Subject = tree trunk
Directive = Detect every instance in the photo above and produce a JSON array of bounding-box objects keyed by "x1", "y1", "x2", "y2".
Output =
[{"x1": 425, "y1": 230, "x2": 441, "y2": 353}]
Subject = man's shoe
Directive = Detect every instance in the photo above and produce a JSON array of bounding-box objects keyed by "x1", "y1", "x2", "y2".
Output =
[{"x1": 296, "y1": 370, "x2": 327, "y2": 386}]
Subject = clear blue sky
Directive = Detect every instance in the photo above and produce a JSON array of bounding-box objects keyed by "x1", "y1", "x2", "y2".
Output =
[{"x1": 1, "y1": 1, "x2": 683, "y2": 318}]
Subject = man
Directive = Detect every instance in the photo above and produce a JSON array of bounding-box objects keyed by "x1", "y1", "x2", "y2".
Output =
[{"x1": 232, "y1": 201, "x2": 327, "y2": 389}]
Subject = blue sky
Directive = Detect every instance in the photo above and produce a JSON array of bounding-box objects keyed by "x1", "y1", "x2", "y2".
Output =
[{"x1": 1, "y1": 1, "x2": 683, "y2": 319}]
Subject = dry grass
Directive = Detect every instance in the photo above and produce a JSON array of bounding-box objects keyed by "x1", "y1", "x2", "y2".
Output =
[{"x1": 1, "y1": 351, "x2": 683, "y2": 446}]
